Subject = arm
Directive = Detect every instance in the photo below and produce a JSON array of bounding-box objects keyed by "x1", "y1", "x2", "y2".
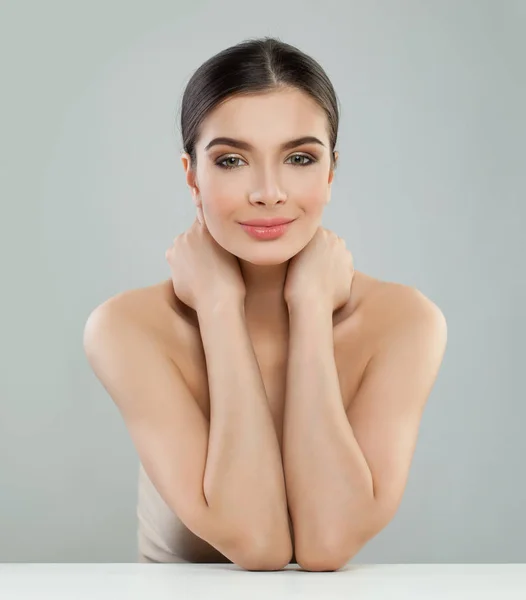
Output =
[
  {"x1": 283, "y1": 290, "x2": 447, "y2": 571},
  {"x1": 83, "y1": 299, "x2": 291, "y2": 571},
  {"x1": 282, "y1": 301, "x2": 373, "y2": 571},
  {"x1": 197, "y1": 299, "x2": 293, "y2": 565}
]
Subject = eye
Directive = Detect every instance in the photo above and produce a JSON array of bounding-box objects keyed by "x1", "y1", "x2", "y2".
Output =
[
  {"x1": 216, "y1": 156, "x2": 246, "y2": 170},
  {"x1": 285, "y1": 154, "x2": 316, "y2": 167},
  {"x1": 215, "y1": 153, "x2": 317, "y2": 170}
]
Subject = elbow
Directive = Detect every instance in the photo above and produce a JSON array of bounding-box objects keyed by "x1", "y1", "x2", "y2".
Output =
[
  {"x1": 295, "y1": 535, "x2": 366, "y2": 572},
  {"x1": 295, "y1": 502, "x2": 395, "y2": 572},
  {"x1": 229, "y1": 517, "x2": 294, "y2": 571},
  {"x1": 233, "y1": 533, "x2": 293, "y2": 571}
]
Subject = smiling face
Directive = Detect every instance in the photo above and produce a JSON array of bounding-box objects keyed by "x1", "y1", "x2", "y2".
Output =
[{"x1": 181, "y1": 87, "x2": 337, "y2": 265}]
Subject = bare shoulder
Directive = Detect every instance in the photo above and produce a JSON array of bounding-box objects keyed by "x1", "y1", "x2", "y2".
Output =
[
  {"x1": 83, "y1": 279, "x2": 188, "y2": 359},
  {"x1": 351, "y1": 270, "x2": 447, "y2": 354}
]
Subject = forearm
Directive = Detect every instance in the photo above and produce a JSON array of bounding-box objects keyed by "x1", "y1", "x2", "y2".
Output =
[
  {"x1": 283, "y1": 302, "x2": 374, "y2": 559},
  {"x1": 198, "y1": 300, "x2": 292, "y2": 555}
]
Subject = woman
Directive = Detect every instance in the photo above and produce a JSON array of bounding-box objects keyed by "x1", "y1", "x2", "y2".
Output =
[{"x1": 83, "y1": 36, "x2": 447, "y2": 571}]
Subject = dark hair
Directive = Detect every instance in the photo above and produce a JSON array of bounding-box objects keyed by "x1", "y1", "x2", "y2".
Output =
[{"x1": 178, "y1": 36, "x2": 340, "y2": 172}]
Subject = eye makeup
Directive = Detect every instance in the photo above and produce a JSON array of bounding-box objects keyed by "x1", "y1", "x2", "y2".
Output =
[{"x1": 214, "y1": 153, "x2": 318, "y2": 170}]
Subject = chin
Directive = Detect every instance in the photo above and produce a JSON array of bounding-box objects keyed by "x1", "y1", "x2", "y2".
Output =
[
  {"x1": 235, "y1": 237, "x2": 311, "y2": 265},
  {"x1": 242, "y1": 256, "x2": 291, "y2": 266}
]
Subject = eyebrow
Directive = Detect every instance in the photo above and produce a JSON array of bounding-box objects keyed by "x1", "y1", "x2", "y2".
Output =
[{"x1": 204, "y1": 135, "x2": 326, "y2": 152}]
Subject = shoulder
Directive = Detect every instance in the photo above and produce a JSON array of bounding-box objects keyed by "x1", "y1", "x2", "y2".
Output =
[
  {"x1": 82, "y1": 282, "x2": 197, "y2": 420},
  {"x1": 362, "y1": 276, "x2": 448, "y2": 360},
  {"x1": 343, "y1": 270, "x2": 447, "y2": 359},
  {"x1": 83, "y1": 279, "x2": 184, "y2": 360}
]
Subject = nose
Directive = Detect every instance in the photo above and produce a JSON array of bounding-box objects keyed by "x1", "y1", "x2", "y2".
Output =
[{"x1": 248, "y1": 169, "x2": 287, "y2": 206}]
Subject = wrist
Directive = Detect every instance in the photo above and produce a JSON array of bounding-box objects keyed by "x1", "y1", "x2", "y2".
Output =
[
  {"x1": 286, "y1": 296, "x2": 333, "y2": 318},
  {"x1": 196, "y1": 296, "x2": 246, "y2": 320}
]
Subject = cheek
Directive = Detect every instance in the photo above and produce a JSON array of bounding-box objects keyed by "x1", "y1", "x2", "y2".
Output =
[
  {"x1": 300, "y1": 186, "x2": 329, "y2": 213},
  {"x1": 203, "y1": 193, "x2": 238, "y2": 218},
  {"x1": 288, "y1": 170, "x2": 329, "y2": 205},
  {"x1": 198, "y1": 177, "x2": 237, "y2": 216}
]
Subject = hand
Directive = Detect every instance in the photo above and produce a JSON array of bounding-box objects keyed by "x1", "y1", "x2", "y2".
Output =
[
  {"x1": 165, "y1": 206, "x2": 246, "y2": 313},
  {"x1": 284, "y1": 226, "x2": 354, "y2": 312}
]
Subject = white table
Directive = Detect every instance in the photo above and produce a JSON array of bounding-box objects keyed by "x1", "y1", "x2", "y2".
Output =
[{"x1": 1, "y1": 563, "x2": 525, "y2": 599}]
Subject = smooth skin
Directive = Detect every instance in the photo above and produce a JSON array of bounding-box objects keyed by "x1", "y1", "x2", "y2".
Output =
[
  {"x1": 84, "y1": 88, "x2": 447, "y2": 570},
  {"x1": 165, "y1": 209, "x2": 353, "y2": 319},
  {"x1": 182, "y1": 87, "x2": 338, "y2": 341}
]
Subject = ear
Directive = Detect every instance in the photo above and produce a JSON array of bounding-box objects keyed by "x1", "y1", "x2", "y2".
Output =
[
  {"x1": 328, "y1": 150, "x2": 339, "y2": 185},
  {"x1": 181, "y1": 152, "x2": 200, "y2": 207}
]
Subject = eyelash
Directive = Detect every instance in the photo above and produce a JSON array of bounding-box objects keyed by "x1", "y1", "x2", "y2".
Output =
[{"x1": 215, "y1": 153, "x2": 317, "y2": 170}]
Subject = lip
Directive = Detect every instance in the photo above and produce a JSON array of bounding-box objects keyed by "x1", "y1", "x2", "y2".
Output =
[
  {"x1": 238, "y1": 217, "x2": 296, "y2": 226},
  {"x1": 239, "y1": 219, "x2": 295, "y2": 240}
]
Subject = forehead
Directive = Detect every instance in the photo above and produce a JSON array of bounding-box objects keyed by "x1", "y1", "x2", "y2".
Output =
[{"x1": 198, "y1": 88, "x2": 329, "y2": 147}]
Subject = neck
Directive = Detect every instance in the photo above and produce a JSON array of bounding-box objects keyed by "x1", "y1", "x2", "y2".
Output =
[{"x1": 239, "y1": 258, "x2": 291, "y2": 335}]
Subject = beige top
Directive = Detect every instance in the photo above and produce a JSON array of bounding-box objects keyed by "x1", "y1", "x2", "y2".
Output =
[
  {"x1": 136, "y1": 462, "x2": 296, "y2": 564},
  {"x1": 136, "y1": 462, "x2": 233, "y2": 563}
]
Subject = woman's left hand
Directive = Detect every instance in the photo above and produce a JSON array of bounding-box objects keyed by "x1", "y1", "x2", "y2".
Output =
[{"x1": 284, "y1": 226, "x2": 354, "y2": 312}]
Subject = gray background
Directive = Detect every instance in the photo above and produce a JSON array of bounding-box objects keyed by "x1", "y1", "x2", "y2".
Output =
[{"x1": 1, "y1": 0, "x2": 524, "y2": 563}]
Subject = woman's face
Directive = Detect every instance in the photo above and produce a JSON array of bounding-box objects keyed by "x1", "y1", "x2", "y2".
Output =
[{"x1": 182, "y1": 87, "x2": 337, "y2": 265}]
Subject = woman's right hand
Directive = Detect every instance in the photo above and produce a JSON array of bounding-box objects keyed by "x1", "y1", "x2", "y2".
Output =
[{"x1": 165, "y1": 207, "x2": 246, "y2": 313}]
